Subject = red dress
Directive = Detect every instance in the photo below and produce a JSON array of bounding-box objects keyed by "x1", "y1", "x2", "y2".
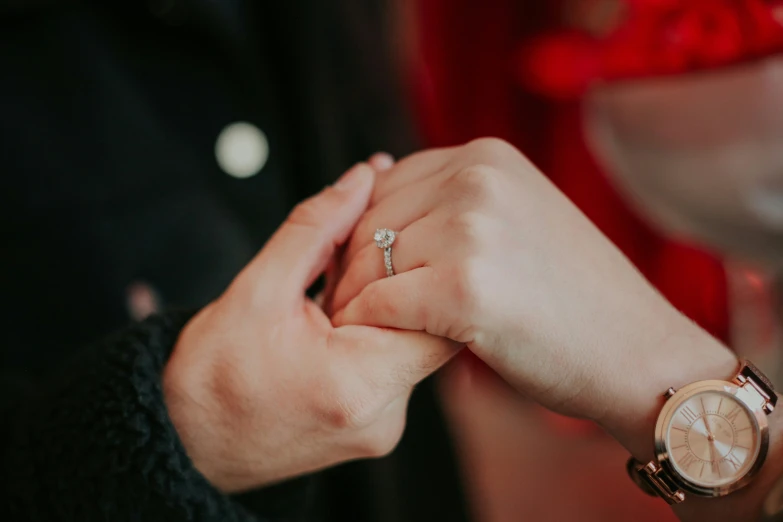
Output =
[{"x1": 412, "y1": 0, "x2": 783, "y2": 344}]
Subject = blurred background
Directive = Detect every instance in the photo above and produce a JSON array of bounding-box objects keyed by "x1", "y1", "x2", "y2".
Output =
[
  {"x1": 399, "y1": 0, "x2": 783, "y2": 381},
  {"x1": 395, "y1": 1, "x2": 783, "y2": 518},
  {"x1": 3, "y1": 0, "x2": 783, "y2": 520}
]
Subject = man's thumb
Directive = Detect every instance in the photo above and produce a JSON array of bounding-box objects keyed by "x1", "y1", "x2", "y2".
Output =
[{"x1": 258, "y1": 163, "x2": 375, "y2": 294}]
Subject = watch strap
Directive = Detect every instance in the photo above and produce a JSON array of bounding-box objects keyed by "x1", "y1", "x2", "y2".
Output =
[
  {"x1": 627, "y1": 459, "x2": 685, "y2": 504},
  {"x1": 737, "y1": 359, "x2": 778, "y2": 414}
]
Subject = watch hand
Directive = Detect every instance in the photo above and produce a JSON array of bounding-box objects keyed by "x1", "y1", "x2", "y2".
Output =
[
  {"x1": 708, "y1": 439, "x2": 722, "y2": 478},
  {"x1": 701, "y1": 398, "x2": 714, "y2": 439}
]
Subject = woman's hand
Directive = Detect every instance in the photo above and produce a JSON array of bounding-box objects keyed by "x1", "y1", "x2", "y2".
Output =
[
  {"x1": 163, "y1": 162, "x2": 460, "y2": 493},
  {"x1": 330, "y1": 139, "x2": 738, "y2": 460}
]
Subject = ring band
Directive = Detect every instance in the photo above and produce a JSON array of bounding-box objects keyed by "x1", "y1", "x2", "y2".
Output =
[{"x1": 374, "y1": 228, "x2": 397, "y2": 277}]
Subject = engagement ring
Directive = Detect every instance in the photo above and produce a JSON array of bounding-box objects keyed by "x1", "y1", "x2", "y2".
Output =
[{"x1": 374, "y1": 228, "x2": 397, "y2": 277}]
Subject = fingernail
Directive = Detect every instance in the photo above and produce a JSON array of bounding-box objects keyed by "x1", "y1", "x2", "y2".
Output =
[
  {"x1": 334, "y1": 163, "x2": 371, "y2": 191},
  {"x1": 369, "y1": 152, "x2": 394, "y2": 172}
]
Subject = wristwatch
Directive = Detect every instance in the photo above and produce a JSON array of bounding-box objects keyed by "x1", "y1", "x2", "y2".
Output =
[{"x1": 628, "y1": 359, "x2": 777, "y2": 504}]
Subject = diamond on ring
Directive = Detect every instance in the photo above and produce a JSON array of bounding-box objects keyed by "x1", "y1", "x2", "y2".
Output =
[
  {"x1": 374, "y1": 228, "x2": 396, "y2": 249},
  {"x1": 374, "y1": 228, "x2": 397, "y2": 277}
]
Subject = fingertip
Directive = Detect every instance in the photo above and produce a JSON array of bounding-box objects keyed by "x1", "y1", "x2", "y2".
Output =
[
  {"x1": 330, "y1": 308, "x2": 346, "y2": 327},
  {"x1": 332, "y1": 291, "x2": 366, "y2": 329},
  {"x1": 368, "y1": 152, "x2": 395, "y2": 172},
  {"x1": 272, "y1": 163, "x2": 375, "y2": 292},
  {"x1": 334, "y1": 162, "x2": 375, "y2": 192}
]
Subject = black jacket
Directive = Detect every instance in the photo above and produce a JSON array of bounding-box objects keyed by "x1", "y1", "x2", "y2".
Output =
[{"x1": 1, "y1": 1, "x2": 470, "y2": 520}]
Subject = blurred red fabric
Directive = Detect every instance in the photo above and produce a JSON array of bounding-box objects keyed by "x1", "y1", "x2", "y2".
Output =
[{"x1": 410, "y1": 0, "x2": 783, "y2": 344}]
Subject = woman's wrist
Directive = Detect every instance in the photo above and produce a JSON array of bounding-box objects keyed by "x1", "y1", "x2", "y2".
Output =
[
  {"x1": 596, "y1": 308, "x2": 740, "y2": 463},
  {"x1": 590, "y1": 304, "x2": 783, "y2": 521}
]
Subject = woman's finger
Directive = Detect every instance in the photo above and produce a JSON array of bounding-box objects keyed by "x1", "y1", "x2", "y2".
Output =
[
  {"x1": 367, "y1": 152, "x2": 395, "y2": 172},
  {"x1": 342, "y1": 169, "x2": 446, "y2": 269},
  {"x1": 333, "y1": 266, "x2": 466, "y2": 343},
  {"x1": 331, "y1": 214, "x2": 442, "y2": 313},
  {"x1": 369, "y1": 146, "x2": 455, "y2": 205}
]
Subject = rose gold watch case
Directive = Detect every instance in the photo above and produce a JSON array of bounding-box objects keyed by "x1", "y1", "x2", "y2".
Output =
[{"x1": 654, "y1": 379, "x2": 770, "y2": 498}]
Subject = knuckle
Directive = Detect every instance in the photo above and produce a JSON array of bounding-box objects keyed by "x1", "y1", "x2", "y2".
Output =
[
  {"x1": 206, "y1": 354, "x2": 258, "y2": 427},
  {"x1": 466, "y1": 136, "x2": 520, "y2": 160},
  {"x1": 319, "y1": 392, "x2": 372, "y2": 431},
  {"x1": 286, "y1": 196, "x2": 327, "y2": 229},
  {"x1": 448, "y1": 256, "x2": 488, "y2": 320},
  {"x1": 352, "y1": 412, "x2": 406, "y2": 458},
  {"x1": 450, "y1": 165, "x2": 501, "y2": 206},
  {"x1": 329, "y1": 398, "x2": 375, "y2": 432},
  {"x1": 316, "y1": 368, "x2": 376, "y2": 431},
  {"x1": 446, "y1": 210, "x2": 493, "y2": 250},
  {"x1": 436, "y1": 213, "x2": 498, "y2": 343}
]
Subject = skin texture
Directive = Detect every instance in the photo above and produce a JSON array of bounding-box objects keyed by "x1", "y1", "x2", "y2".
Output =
[
  {"x1": 163, "y1": 161, "x2": 461, "y2": 493},
  {"x1": 330, "y1": 138, "x2": 783, "y2": 521}
]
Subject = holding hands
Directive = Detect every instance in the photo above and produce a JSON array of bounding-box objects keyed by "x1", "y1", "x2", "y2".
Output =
[
  {"x1": 166, "y1": 138, "x2": 748, "y2": 520},
  {"x1": 330, "y1": 138, "x2": 737, "y2": 456},
  {"x1": 164, "y1": 162, "x2": 460, "y2": 493}
]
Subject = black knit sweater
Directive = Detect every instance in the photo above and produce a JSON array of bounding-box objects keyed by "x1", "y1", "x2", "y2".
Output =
[
  {"x1": 1, "y1": 311, "x2": 471, "y2": 522},
  {"x1": 2, "y1": 312, "x2": 271, "y2": 520},
  {"x1": 0, "y1": 0, "x2": 470, "y2": 520}
]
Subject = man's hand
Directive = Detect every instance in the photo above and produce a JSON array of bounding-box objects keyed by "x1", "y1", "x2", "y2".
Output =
[{"x1": 163, "y1": 162, "x2": 461, "y2": 493}]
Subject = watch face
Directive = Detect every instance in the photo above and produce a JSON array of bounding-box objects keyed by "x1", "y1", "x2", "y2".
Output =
[{"x1": 666, "y1": 390, "x2": 761, "y2": 488}]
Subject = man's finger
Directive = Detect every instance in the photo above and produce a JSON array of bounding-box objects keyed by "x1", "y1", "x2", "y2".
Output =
[
  {"x1": 332, "y1": 266, "x2": 463, "y2": 342},
  {"x1": 342, "y1": 171, "x2": 444, "y2": 269},
  {"x1": 331, "y1": 322, "x2": 463, "y2": 395},
  {"x1": 250, "y1": 163, "x2": 375, "y2": 297}
]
